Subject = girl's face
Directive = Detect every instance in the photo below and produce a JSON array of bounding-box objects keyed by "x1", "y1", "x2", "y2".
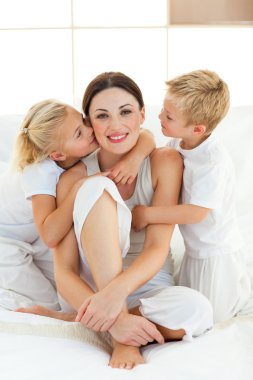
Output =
[
  {"x1": 88, "y1": 87, "x2": 145, "y2": 155},
  {"x1": 60, "y1": 106, "x2": 98, "y2": 159}
]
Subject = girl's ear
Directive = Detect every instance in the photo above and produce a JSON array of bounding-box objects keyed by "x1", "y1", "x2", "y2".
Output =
[
  {"x1": 49, "y1": 151, "x2": 66, "y2": 162},
  {"x1": 84, "y1": 116, "x2": 92, "y2": 128},
  {"x1": 193, "y1": 124, "x2": 206, "y2": 136}
]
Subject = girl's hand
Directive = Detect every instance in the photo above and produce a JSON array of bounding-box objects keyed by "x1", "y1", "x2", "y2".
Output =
[
  {"x1": 131, "y1": 205, "x2": 148, "y2": 231},
  {"x1": 75, "y1": 285, "x2": 126, "y2": 332},
  {"x1": 108, "y1": 155, "x2": 141, "y2": 185}
]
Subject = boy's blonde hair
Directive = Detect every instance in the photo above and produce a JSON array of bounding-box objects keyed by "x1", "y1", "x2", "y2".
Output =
[
  {"x1": 166, "y1": 70, "x2": 230, "y2": 133},
  {"x1": 12, "y1": 99, "x2": 68, "y2": 170}
]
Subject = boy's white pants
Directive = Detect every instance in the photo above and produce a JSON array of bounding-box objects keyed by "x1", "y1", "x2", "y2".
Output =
[{"x1": 178, "y1": 251, "x2": 252, "y2": 323}]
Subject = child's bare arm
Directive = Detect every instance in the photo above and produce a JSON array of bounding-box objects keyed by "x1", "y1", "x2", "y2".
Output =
[
  {"x1": 132, "y1": 204, "x2": 210, "y2": 231},
  {"x1": 32, "y1": 162, "x2": 87, "y2": 248},
  {"x1": 109, "y1": 128, "x2": 155, "y2": 185}
]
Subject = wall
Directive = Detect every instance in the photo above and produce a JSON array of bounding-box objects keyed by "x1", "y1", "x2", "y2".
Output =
[{"x1": 0, "y1": 0, "x2": 252, "y2": 115}]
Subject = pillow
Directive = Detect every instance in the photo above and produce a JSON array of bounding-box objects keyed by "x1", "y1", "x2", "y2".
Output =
[{"x1": 0, "y1": 114, "x2": 23, "y2": 162}]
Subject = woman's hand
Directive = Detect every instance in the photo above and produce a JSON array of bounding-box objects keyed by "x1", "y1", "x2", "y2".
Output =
[
  {"x1": 75, "y1": 285, "x2": 127, "y2": 332},
  {"x1": 131, "y1": 205, "x2": 149, "y2": 231},
  {"x1": 109, "y1": 312, "x2": 164, "y2": 346}
]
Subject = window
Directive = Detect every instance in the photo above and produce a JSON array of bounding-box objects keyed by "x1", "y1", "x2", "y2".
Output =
[{"x1": 0, "y1": 0, "x2": 252, "y2": 114}]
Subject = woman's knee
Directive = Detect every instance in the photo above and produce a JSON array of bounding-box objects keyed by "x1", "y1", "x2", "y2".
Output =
[
  {"x1": 177, "y1": 286, "x2": 214, "y2": 336},
  {"x1": 139, "y1": 285, "x2": 213, "y2": 338}
]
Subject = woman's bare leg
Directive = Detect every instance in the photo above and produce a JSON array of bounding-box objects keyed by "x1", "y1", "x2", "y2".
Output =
[
  {"x1": 17, "y1": 304, "x2": 185, "y2": 342},
  {"x1": 109, "y1": 341, "x2": 144, "y2": 369},
  {"x1": 81, "y1": 190, "x2": 143, "y2": 368},
  {"x1": 16, "y1": 305, "x2": 76, "y2": 321}
]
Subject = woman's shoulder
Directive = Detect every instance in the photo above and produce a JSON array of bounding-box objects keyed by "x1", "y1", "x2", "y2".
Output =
[
  {"x1": 149, "y1": 147, "x2": 183, "y2": 186},
  {"x1": 150, "y1": 146, "x2": 182, "y2": 167},
  {"x1": 59, "y1": 160, "x2": 87, "y2": 183}
]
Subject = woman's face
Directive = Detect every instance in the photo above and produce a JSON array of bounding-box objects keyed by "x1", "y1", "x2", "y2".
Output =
[{"x1": 88, "y1": 87, "x2": 145, "y2": 155}]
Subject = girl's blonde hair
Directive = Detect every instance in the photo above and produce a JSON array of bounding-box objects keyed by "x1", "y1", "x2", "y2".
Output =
[
  {"x1": 166, "y1": 70, "x2": 230, "y2": 133},
  {"x1": 12, "y1": 99, "x2": 68, "y2": 170}
]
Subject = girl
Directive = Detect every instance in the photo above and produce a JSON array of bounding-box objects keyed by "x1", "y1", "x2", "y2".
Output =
[{"x1": 0, "y1": 99, "x2": 155, "y2": 310}]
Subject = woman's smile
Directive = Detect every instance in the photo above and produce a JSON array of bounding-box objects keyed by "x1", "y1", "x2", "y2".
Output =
[{"x1": 107, "y1": 133, "x2": 128, "y2": 143}]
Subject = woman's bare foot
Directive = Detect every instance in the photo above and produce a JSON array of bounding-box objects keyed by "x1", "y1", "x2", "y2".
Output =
[
  {"x1": 16, "y1": 305, "x2": 76, "y2": 322},
  {"x1": 109, "y1": 341, "x2": 145, "y2": 370}
]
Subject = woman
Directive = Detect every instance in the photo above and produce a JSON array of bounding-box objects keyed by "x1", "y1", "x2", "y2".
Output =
[{"x1": 20, "y1": 72, "x2": 213, "y2": 369}]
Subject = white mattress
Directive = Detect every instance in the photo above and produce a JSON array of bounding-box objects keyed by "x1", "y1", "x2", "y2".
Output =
[
  {"x1": 0, "y1": 310, "x2": 253, "y2": 380},
  {"x1": 1, "y1": 106, "x2": 253, "y2": 379}
]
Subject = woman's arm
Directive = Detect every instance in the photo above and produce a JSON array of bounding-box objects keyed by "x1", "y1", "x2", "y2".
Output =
[
  {"x1": 54, "y1": 227, "x2": 94, "y2": 309},
  {"x1": 54, "y1": 165, "x2": 163, "y2": 345},
  {"x1": 105, "y1": 147, "x2": 183, "y2": 296},
  {"x1": 109, "y1": 128, "x2": 155, "y2": 185},
  {"x1": 78, "y1": 147, "x2": 183, "y2": 316},
  {"x1": 51, "y1": 162, "x2": 94, "y2": 306}
]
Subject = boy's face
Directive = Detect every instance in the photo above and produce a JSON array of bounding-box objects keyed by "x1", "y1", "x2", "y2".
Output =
[{"x1": 159, "y1": 98, "x2": 191, "y2": 139}]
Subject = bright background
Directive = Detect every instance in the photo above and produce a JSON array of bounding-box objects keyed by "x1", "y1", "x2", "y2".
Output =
[{"x1": 0, "y1": 0, "x2": 252, "y2": 115}]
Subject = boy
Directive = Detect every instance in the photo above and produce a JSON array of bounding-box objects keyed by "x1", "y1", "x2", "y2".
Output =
[{"x1": 132, "y1": 69, "x2": 251, "y2": 322}]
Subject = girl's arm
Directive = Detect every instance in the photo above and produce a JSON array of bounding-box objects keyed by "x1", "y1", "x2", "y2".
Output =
[
  {"x1": 32, "y1": 161, "x2": 87, "y2": 248},
  {"x1": 109, "y1": 128, "x2": 155, "y2": 185},
  {"x1": 132, "y1": 204, "x2": 210, "y2": 231}
]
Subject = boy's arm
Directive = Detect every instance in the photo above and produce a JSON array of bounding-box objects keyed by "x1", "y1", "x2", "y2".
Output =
[
  {"x1": 109, "y1": 128, "x2": 155, "y2": 185},
  {"x1": 132, "y1": 204, "x2": 210, "y2": 231}
]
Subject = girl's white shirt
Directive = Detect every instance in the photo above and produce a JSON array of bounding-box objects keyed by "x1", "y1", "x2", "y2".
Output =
[{"x1": 0, "y1": 159, "x2": 64, "y2": 242}]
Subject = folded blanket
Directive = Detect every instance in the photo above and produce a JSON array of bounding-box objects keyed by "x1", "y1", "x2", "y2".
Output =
[{"x1": 1, "y1": 310, "x2": 252, "y2": 356}]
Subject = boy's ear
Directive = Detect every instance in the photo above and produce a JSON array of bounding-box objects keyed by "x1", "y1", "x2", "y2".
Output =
[
  {"x1": 193, "y1": 124, "x2": 206, "y2": 136},
  {"x1": 49, "y1": 151, "x2": 66, "y2": 162}
]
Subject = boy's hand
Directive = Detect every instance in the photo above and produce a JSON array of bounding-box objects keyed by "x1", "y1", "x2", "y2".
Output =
[
  {"x1": 132, "y1": 205, "x2": 148, "y2": 231},
  {"x1": 108, "y1": 156, "x2": 140, "y2": 185}
]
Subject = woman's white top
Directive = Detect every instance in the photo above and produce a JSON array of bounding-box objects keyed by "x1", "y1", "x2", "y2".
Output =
[{"x1": 82, "y1": 150, "x2": 173, "y2": 273}]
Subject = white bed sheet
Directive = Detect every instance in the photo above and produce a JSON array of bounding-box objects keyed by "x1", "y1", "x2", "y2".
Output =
[
  {"x1": 1, "y1": 106, "x2": 253, "y2": 379},
  {"x1": 0, "y1": 310, "x2": 253, "y2": 380}
]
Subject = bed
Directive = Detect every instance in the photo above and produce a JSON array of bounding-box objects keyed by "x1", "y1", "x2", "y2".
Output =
[{"x1": 0, "y1": 105, "x2": 253, "y2": 380}]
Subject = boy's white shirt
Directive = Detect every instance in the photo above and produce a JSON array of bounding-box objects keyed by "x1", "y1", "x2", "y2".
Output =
[
  {"x1": 166, "y1": 133, "x2": 244, "y2": 259},
  {"x1": 0, "y1": 159, "x2": 64, "y2": 242}
]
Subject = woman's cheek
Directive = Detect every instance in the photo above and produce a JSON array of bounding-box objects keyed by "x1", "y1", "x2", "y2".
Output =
[{"x1": 92, "y1": 122, "x2": 104, "y2": 135}]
